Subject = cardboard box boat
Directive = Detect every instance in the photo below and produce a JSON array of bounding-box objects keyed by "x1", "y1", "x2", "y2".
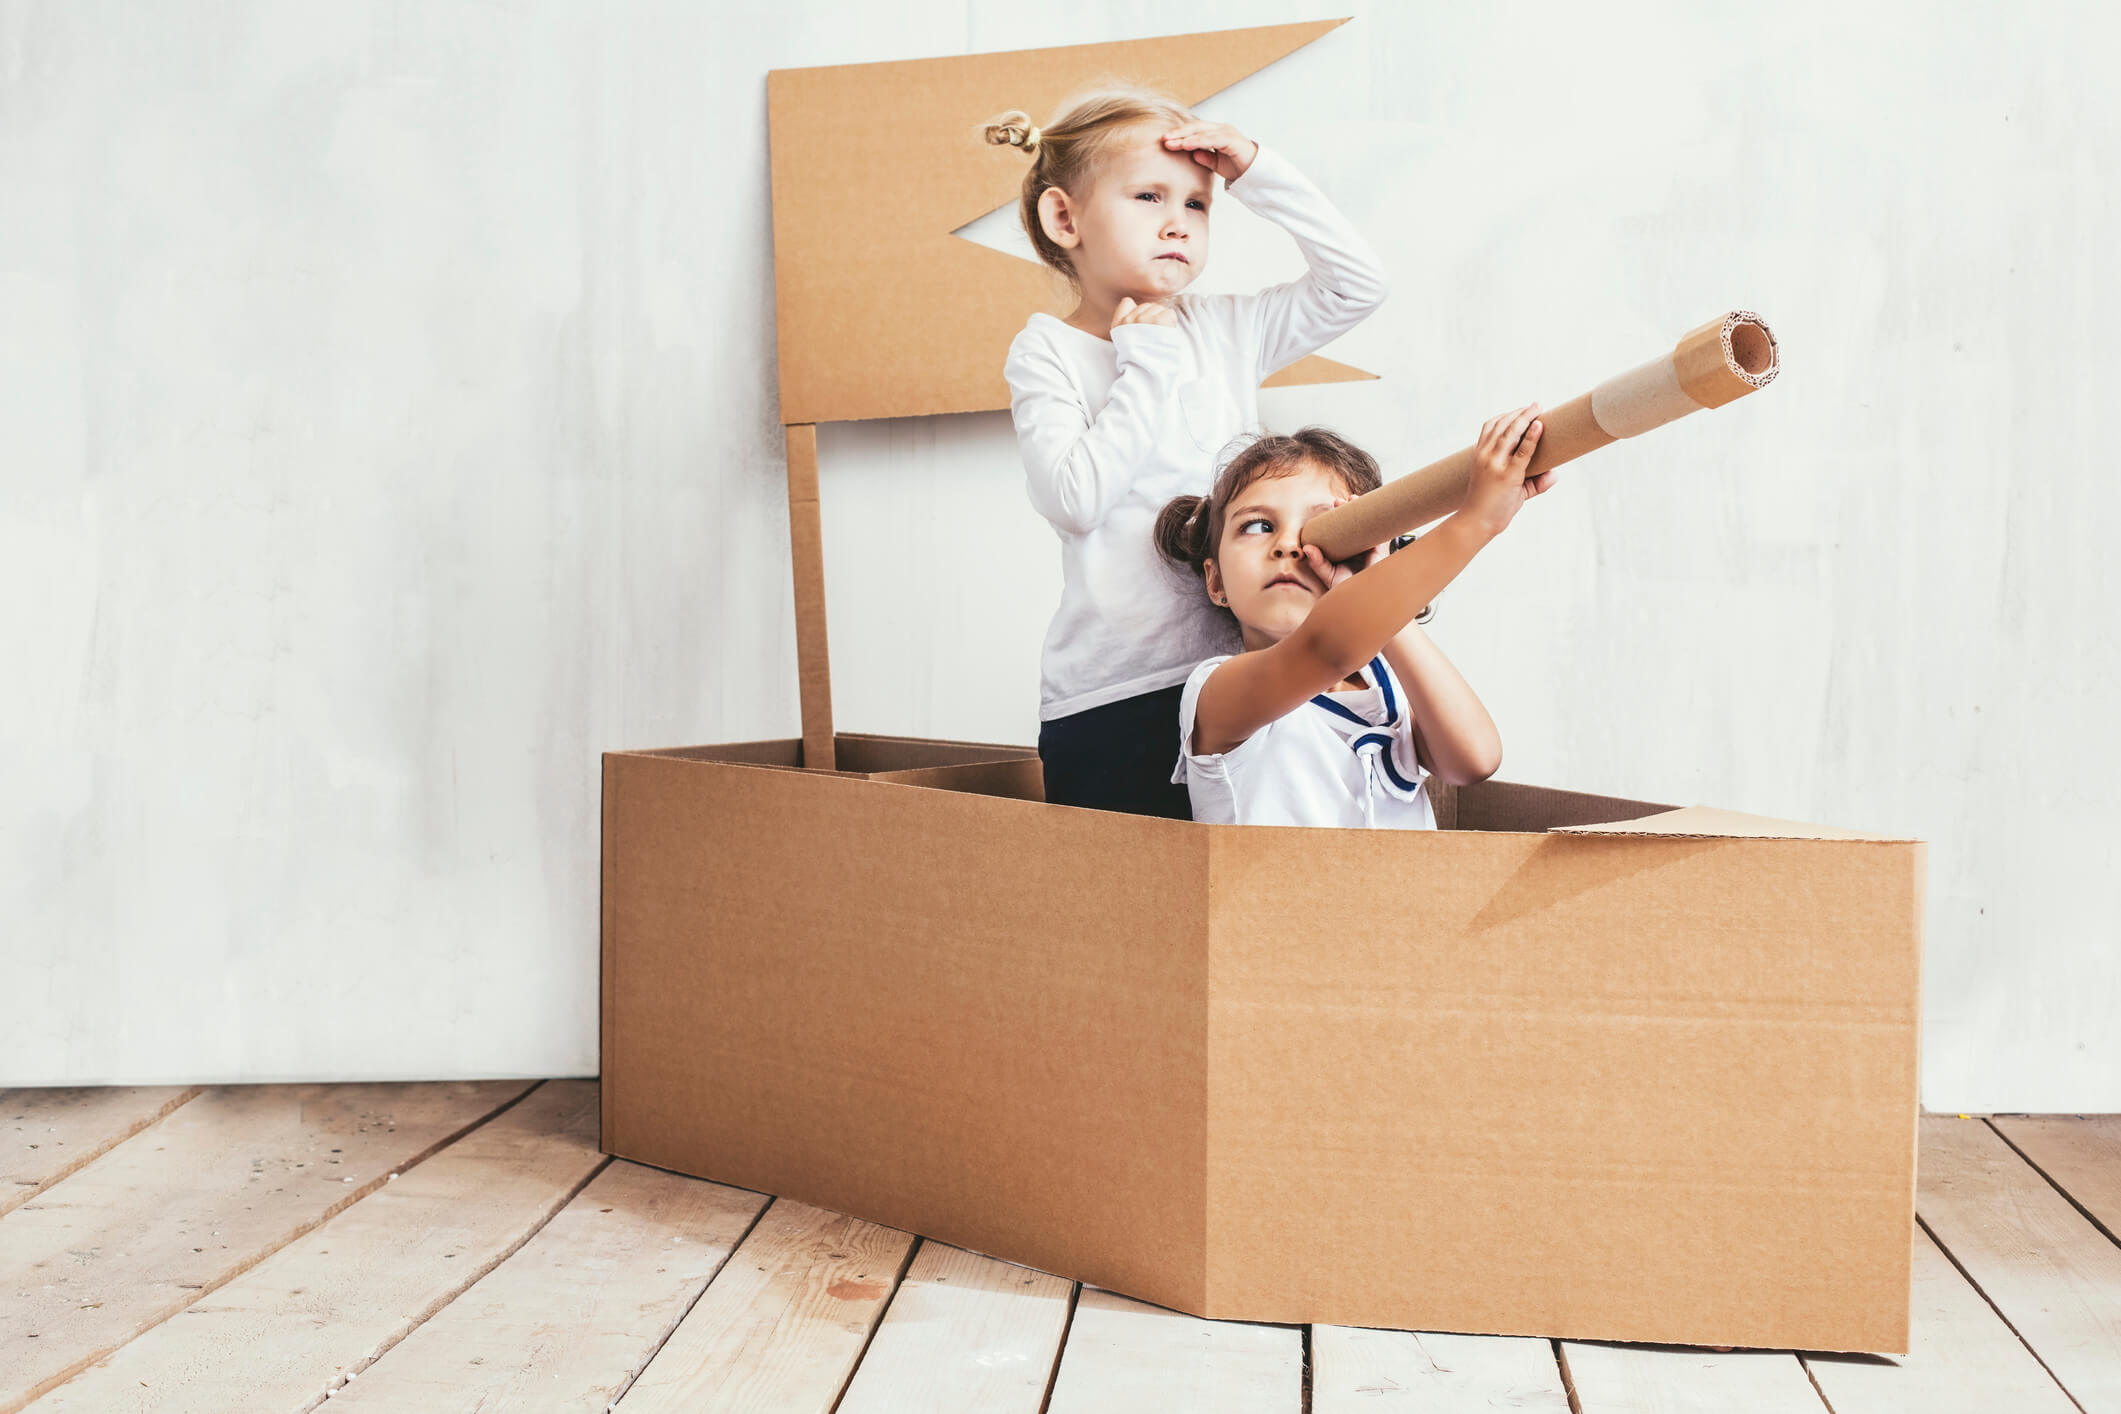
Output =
[{"x1": 601, "y1": 732, "x2": 1923, "y2": 1352}]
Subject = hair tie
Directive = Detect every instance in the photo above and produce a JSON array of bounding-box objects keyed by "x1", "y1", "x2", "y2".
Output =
[{"x1": 1022, "y1": 125, "x2": 1042, "y2": 154}]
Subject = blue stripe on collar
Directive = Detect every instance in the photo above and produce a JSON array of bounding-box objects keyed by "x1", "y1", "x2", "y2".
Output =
[
  {"x1": 1371, "y1": 656, "x2": 1398, "y2": 726},
  {"x1": 1309, "y1": 692, "x2": 1370, "y2": 725},
  {"x1": 1310, "y1": 658, "x2": 1399, "y2": 728},
  {"x1": 1352, "y1": 731, "x2": 1423, "y2": 794}
]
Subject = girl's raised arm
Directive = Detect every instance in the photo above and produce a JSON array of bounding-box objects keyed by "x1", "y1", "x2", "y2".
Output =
[
  {"x1": 1190, "y1": 407, "x2": 1549, "y2": 757},
  {"x1": 1225, "y1": 144, "x2": 1390, "y2": 382},
  {"x1": 1157, "y1": 122, "x2": 1387, "y2": 380}
]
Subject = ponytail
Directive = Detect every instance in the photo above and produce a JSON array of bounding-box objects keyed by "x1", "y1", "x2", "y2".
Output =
[{"x1": 1154, "y1": 494, "x2": 1214, "y2": 575}]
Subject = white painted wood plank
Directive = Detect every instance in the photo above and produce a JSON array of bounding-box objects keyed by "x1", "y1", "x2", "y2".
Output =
[
  {"x1": 834, "y1": 1241, "x2": 1073, "y2": 1414},
  {"x1": 1802, "y1": 1223, "x2": 2078, "y2": 1414},
  {"x1": 1312, "y1": 1325, "x2": 1571, "y2": 1411},
  {"x1": 22, "y1": 1079, "x2": 602, "y2": 1413},
  {"x1": 1044, "y1": 1287, "x2": 1301, "y2": 1414},
  {"x1": 1560, "y1": 1342, "x2": 1827, "y2": 1414},
  {"x1": 0, "y1": 1088, "x2": 200, "y2": 1218},
  {"x1": 615, "y1": 1197, "x2": 914, "y2": 1414},
  {"x1": 322, "y1": 1159, "x2": 767, "y2": 1412},
  {"x1": 1992, "y1": 1114, "x2": 2121, "y2": 1241},
  {"x1": 0, "y1": 1079, "x2": 532, "y2": 1412},
  {"x1": 1917, "y1": 1114, "x2": 2121, "y2": 1412}
]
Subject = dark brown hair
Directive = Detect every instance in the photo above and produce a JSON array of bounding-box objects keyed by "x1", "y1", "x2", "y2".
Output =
[
  {"x1": 982, "y1": 89, "x2": 1195, "y2": 285},
  {"x1": 1154, "y1": 427, "x2": 1385, "y2": 580}
]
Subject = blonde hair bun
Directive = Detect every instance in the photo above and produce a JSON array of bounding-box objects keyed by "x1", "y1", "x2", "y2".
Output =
[{"x1": 982, "y1": 110, "x2": 1042, "y2": 154}]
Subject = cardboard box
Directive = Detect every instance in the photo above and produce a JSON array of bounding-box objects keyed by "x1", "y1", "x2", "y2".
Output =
[{"x1": 601, "y1": 735, "x2": 1922, "y2": 1352}]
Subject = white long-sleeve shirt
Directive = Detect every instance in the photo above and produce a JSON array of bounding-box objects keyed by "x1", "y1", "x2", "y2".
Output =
[{"x1": 1004, "y1": 143, "x2": 1389, "y2": 721}]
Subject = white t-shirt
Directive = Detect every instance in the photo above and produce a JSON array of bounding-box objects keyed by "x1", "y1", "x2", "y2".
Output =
[
  {"x1": 1003, "y1": 143, "x2": 1390, "y2": 721},
  {"x1": 1173, "y1": 654, "x2": 1437, "y2": 830}
]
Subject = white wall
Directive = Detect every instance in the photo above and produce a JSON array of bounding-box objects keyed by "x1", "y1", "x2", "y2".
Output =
[{"x1": 5, "y1": 1, "x2": 2115, "y2": 1110}]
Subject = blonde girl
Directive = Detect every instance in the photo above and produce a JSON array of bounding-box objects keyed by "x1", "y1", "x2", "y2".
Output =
[
  {"x1": 986, "y1": 91, "x2": 1387, "y2": 817},
  {"x1": 1153, "y1": 411, "x2": 1558, "y2": 828}
]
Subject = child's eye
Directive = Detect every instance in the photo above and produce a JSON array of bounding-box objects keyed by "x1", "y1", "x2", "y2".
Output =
[
  {"x1": 1136, "y1": 192, "x2": 1159, "y2": 202},
  {"x1": 1239, "y1": 518, "x2": 1271, "y2": 534},
  {"x1": 1187, "y1": 199, "x2": 1205, "y2": 210}
]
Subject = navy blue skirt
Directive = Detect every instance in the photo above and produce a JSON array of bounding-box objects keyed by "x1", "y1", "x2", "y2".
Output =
[{"x1": 1037, "y1": 683, "x2": 1194, "y2": 820}]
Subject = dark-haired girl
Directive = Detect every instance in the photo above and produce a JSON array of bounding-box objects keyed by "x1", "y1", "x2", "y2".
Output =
[{"x1": 1154, "y1": 413, "x2": 1558, "y2": 828}]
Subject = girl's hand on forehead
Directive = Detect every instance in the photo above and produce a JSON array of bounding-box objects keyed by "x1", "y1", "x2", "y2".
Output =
[
  {"x1": 1111, "y1": 296, "x2": 1177, "y2": 333},
  {"x1": 1299, "y1": 496, "x2": 1386, "y2": 590},
  {"x1": 1161, "y1": 122, "x2": 1259, "y2": 183}
]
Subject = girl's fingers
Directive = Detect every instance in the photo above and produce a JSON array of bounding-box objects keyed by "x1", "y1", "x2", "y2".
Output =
[
  {"x1": 1504, "y1": 404, "x2": 1540, "y2": 452},
  {"x1": 1165, "y1": 123, "x2": 1233, "y2": 151},
  {"x1": 1510, "y1": 423, "x2": 1545, "y2": 477},
  {"x1": 1508, "y1": 423, "x2": 1542, "y2": 471}
]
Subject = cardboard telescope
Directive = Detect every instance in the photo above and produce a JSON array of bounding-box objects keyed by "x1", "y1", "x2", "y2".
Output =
[{"x1": 1302, "y1": 312, "x2": 1780, "y2": 560}]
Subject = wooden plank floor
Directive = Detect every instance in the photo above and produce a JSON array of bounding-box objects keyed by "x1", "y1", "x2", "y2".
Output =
[{"x1": 2, "y1": 1092, "x2": 2114, "y2": 1413}]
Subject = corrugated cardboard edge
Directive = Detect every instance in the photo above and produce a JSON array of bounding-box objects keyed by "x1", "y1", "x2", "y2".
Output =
[
  {"x1": 616, "y1": 731, "x2": 1036, "y2": 769},
  {"x1": 598, "y1": 753, "x2": 620, "y2": 1155},
  {"x1": 1558, "y1": 804, "x2": 1919, "y2": 843},
  {"x1": 1905, "y1": 838, "x2": 1929, "y2": 1353}
]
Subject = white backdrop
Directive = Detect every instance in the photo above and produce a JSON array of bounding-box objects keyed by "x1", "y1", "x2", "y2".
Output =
[{"x1": 4, "y1": 1, "x2": 2115, "y2": 1110}]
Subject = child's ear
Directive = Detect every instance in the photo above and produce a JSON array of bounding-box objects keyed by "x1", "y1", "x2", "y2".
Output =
[
  {"x1": 1203, "y1": 559, "x2": 1227, "y2": 608},
  {"x1": 1037, "y1": 186, "x2": 1080, "y2": 250}
]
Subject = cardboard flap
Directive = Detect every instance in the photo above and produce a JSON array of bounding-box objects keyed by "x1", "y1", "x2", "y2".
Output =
[
  {"x1": 1447, "y1": 778, "x2": 1673, "y2": 834},
  {"x1": 1557, "y1": 805, "x2": 1914, "y2": 842},
  {"x1": 867, "y1": 758, "x2": 1046, "y2": 802}
]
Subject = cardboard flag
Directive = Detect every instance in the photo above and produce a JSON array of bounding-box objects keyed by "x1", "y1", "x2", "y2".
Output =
[{"x1": 766, "y1": 19, "x2": 1376, "y2": 425}]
